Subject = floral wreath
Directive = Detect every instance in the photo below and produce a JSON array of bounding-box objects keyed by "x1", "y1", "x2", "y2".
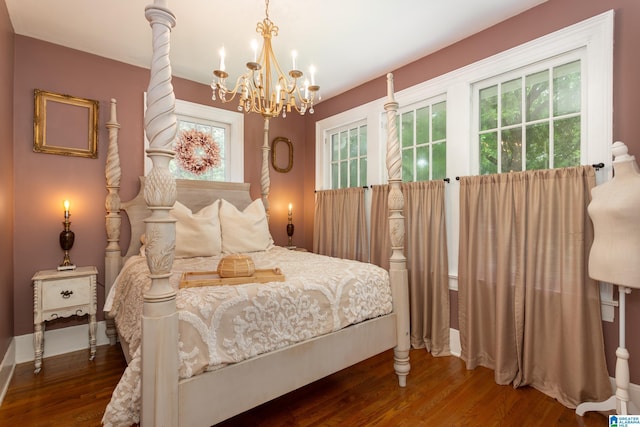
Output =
[{"x1": 175, "y1": 129, "x2": 221, "y2": 175}]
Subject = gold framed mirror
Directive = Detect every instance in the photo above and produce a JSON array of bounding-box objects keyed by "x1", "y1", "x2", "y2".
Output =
[
  {"x1": 271, "y1": 136, "x2": 293, "y2": 173},
  {"x1": 33, "y1": 89, "x2": 99, "y2": 158}
]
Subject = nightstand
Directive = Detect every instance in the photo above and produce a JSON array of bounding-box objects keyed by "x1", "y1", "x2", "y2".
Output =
[{"x1": 32, "y1": 266, "x2": 98, "y2": 374}]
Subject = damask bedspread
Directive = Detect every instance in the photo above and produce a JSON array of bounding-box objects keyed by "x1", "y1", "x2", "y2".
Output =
[{"x1": 102, "y1": 246, "x2": 392, "y2": 426}]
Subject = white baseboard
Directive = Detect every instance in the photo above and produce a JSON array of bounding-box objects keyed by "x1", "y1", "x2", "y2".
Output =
[
  {"x1": 14, "y1": 321, "x2": 110, "y2": 364},
  {"x1": 0, "y1": 338, "x2": 15, "y2": 407},
  {"x1": 449, "y1": 328, "x2": 461, "y2": 357}
]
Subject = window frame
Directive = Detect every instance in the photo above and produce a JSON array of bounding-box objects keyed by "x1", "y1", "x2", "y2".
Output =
[
  {"x1": 327, "y1": 120, "x2": 368, "y2": 189},
  {"x1": 144, "y1": 97, "x2": 244, "y2": 182},
  {"x1": 473, "y1": 50, "x2": 586, "y2": 174}
]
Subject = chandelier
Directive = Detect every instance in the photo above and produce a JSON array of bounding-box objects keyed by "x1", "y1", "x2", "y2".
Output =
[{"x1": 211, "y1": 0, "x2": 320, "y2": 118}]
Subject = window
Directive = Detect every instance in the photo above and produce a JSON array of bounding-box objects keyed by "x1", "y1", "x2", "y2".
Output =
[
  {"x1": 328, "y1": 122, "x2": 367, "y2": 189},
  {"x1": 399, "y1": 99, "x2": 447, "y2": 181},
  {"x1": 144, "y1": 97, "x2": 244, "y2": 182},
  {"x1": 172, "y1": 115, "x2": 229, "y2": 181},
  {"x1": 477, "y1": 59, "x2": 582, "y2": 174},
  {"x1": 315, "y1": 11, "x2": 613, "y2": 296}
]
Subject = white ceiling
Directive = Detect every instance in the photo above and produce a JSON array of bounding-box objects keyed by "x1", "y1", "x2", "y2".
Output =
[{"x1": 5, "y1": 0, "x2": 546, "y2": 102}]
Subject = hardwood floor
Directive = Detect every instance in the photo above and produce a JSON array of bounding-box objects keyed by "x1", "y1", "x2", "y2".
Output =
[{"x1": 0, "y1": 344, "x2": 609, "y2": 426}]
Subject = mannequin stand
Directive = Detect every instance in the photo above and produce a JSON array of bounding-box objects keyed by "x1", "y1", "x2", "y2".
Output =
[{"x1": 576, "y1": 285, "x2": 637, "y2": 416}]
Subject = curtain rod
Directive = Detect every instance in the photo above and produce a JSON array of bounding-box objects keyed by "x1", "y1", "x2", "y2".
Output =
[
  {"x1": 451, "y1": 162, "x2": 606, "y2": 181},
  {"x1": 314, "y1": 186, "x2": 369, "y2": 193},
  {"x1": 315, "y1": 163, "x2": 605, "y2": 189}
]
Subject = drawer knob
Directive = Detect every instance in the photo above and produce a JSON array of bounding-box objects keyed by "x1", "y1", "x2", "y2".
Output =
[{"x1": 60, "y1": 290, "x2": 74, "y2": 299}]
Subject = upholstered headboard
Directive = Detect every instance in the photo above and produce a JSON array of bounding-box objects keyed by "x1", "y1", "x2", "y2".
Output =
[{"x1": 121, "y1": 177, "x2": 253, "y2": 258}]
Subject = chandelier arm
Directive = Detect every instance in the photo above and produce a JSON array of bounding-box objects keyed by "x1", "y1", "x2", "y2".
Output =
[{"x1": 214, "y1": 74, "x2": 250, "y2": 104}]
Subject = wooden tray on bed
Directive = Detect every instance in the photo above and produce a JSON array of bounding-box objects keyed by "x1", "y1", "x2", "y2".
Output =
[{"x1": 179, "y1": 268, "x2": 284, "y2": 288}]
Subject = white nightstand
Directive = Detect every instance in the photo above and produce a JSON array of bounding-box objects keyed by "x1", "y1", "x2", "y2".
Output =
[{"x1": 32, "y1": 266, "x2": 98, "y2": 374}]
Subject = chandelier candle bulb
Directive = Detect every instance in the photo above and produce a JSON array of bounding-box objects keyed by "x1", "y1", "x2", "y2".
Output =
[
  {"x1": 288, "y1": 203, "x2": 292, "y2": 217},
  {"x1": 291, "y1": 50, "x2": 297, "y2": 70},
  {"x1": 251, "y1": 39, "x2": 258, "y2": 62},
  {"x1": 63, "y1": 199, "x2": 70, "y2": 219},
  {"x1": 219, "y1": 47, "x2": 226, "y2": 72},
  {"x1": 310, "y1": 65, "x2": 316, "y2": 85}
]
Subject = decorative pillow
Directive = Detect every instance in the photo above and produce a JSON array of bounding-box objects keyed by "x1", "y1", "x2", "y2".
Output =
[
  {"x1": 170, "y1": 200, "x2": 221, "y2": 258},
  {"x1": 219, "y1": 198, "x2": 274, "y2": 253}
]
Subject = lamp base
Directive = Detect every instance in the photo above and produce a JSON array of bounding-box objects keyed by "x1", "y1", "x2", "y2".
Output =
[{"x1": 57, "y1": 264, "x2": 76, "y2": 271}]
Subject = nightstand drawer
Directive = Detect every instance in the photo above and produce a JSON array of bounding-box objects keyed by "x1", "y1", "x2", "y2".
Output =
[{"x1": 42, "y1": 276, "x2": 91, "y2": 311}]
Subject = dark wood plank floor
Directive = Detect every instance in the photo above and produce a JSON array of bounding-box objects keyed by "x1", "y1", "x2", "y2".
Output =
[{"x1": 0, "y1": 344, "x2": 609, "y2": 426}]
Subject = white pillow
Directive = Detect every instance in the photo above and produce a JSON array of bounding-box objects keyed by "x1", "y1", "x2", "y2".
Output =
[
  {"x1": 219, "y1": 198, "x2": 274, "y2": 253},
  {"x1": 170, "y1": 200, "x2": 221, "y2": 258}
]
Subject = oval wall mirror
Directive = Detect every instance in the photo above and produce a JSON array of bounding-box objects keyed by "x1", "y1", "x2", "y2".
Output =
[{"x1": 271, "y1": 136, "x2": 293, "y2": 173}]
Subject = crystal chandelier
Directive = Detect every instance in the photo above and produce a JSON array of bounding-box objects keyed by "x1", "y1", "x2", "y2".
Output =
[{"x1": 211, "y1": 0, "x2": 320, "y2": 118}]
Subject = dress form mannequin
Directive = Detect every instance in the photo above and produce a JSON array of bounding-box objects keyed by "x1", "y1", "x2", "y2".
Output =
[{"x1": 577, "y1": 141, "x2": 640, "y2": 416}]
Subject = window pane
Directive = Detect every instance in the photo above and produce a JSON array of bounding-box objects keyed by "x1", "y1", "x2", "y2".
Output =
[
  {"x1": 480, "y1": 132, "x2": 498, "y2": 175},
  {"x1": 359, "y1": 125, "x2": 367, "y2": 156},
  {"x1": 526, "y1": 123, "x2": 549, "y2": 170},
  {"x1": 402, "y1": 148, "x2": 414, "y2": 182},
  {"x1": 501, "y1": 78, "x2": 522, "y2": 126},
  {"x1": 331, "y1": 134, "x2": 339, "y2": 161},
  {"x1": 501, "y1": 128, "x2": 522, "y2": 172},
  {"x1": 340, "y1": 161, "x2": 348, "y2": 188},
  {"x1": 339, "y1": 131, "x2": 348, "y2": 160},
  {"x1": 432, "y1": 141, "x2": 446, "y2": 180},
  {"x1": 211, "y1": 126, "x2": 226, "y2": 163},
  {"x1": 360, "y1": 157, "x2": 367, "y2": 187},
  {"x1": 402, "y1": 111, "x2": 414, "y2": 148},
  {"x1": 349, "y1": 128, "x2": 358, "y2": 158},
  {"x1": 432, "y1": 101, "x2": 447, "y2": 141},
  {"x1": 416, "y1": 107, "x2": 429, "y2": 144},
  {"x1": 554, "y1": 60, "x2": 581, "y2": 116},
  {"x1": 331, "y1": 163, "x2": 339, "y2": 189},
  {"x1": 526, "y1": 70, "x2": 549, "y2": 122},
  {"x1": 349, "y1": 158, "x2": 358, "y2": 187},
  {"x1": 479, "y1": 85, "x2": 498, "y2": 131},
  {"x1": 554, "y1": 116, "x2": 581, "y2": 168},
  {"x1": 416, "y1": 145, "x2": 429, "y2": 181}
]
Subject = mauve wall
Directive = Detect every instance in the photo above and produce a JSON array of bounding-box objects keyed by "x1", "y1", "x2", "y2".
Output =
[
  {"x1": 12, "y1": 35, "x2": 306, "y2": 337},
  {"x1": 0, "y1": 0, "x2": 15, "y2": 357},
  {"x1": 303, "y1": 0, "x2": 640, "y2": 382}
]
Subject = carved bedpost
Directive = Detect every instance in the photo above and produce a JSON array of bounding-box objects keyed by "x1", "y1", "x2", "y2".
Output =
[
  {"x1": 261, "y1": 116, "x2": 271, "y2": 218},
  {"x1": 385, "y1": 73, "x2": 410, "y2": 387},
  {"x1": 142, "y1": 1, "x2": 179, "y2": 425},
  {"x1": 105, "y1": 98, "x2": 122, "y2": 346}
]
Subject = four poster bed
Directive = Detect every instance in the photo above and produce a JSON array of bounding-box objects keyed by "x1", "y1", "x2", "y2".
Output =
[{"x1": 102, "y1": 1, "x2": 410, "y2": 426}]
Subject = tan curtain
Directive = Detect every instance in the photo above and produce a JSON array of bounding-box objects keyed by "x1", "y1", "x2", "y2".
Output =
[
  {"x1": 313, "y1": 187, "x2": 368, "y2": 262},
  {"x1": 371, "y1": 182, "x2": 450, "y2": 355},
  {"x1": 458, "y1": 166, "x2": 611, "y2": 408}
]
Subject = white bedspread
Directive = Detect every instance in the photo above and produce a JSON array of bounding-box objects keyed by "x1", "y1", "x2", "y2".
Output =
[{"x1": 102, "y1": 246, "x2": 392, "y2": 426}]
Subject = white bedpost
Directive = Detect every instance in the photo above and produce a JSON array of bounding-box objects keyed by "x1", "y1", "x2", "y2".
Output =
[
  {"x1": 385, "y1": 73, "x2": 411, "y2": 387},
  {"x1": 105, "y1": 98, "x2": 122, "y2": 346},
  {"x1": 142, "y1": 1, "x2": 179, "y2": 425},
  {"x1": 261, "y1": 116, "x2": 271, "y2": 217}
]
